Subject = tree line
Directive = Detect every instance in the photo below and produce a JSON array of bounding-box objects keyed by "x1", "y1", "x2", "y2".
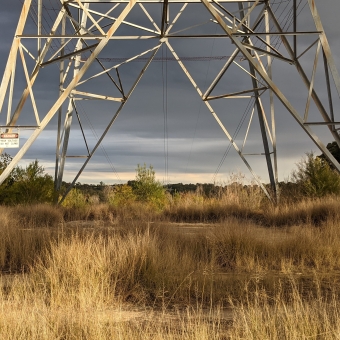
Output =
[{"x1": 1, "y1": 140, "x2": 340, "y2": 205}]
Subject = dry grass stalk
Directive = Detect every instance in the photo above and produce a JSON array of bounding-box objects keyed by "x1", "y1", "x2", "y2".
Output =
[{"x1": 1, "y1": 195, "x2": 340, "y2": 338}]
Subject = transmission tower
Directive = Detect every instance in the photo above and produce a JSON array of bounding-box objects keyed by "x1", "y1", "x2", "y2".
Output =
[{"x1": 0, "y1": 0, "x2": 339, "y2": 203}]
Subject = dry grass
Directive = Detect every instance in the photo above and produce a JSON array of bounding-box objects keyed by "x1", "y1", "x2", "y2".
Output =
[
  {"x1": 229, "y1": 280, "x2": 340, "y2": 339},
  {"x1": 0, "y1": 280, "x2": 228, "y2": 340},
  {"x1": 260, "y1": 196, "x2": 340, "y2": 227},
  {"x1": 165, "y1": 192, "x2": 340, "y2": 228},
  {"x1": 11, "y1": 204, "x2": 63, "y2": 228},
  {"x1": 61, "y1": 201, "x2": 163, "y2": 225},
  {"x1": 164, "y1": 184, "x2": 265, "y2": 223},
  {"x1": 0, "y1": 206, "x2": 57, "y2": 273},
  {"x1": 1, "y1": 270, "x2": 340, "y2": 339},
  {"x1": 1, "y1": 196, "x2": 340, "y2": 338}
]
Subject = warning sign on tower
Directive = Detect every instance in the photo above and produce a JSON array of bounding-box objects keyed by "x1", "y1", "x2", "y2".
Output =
[{"x1": 0, "y1": 133, "x2": 19, "y2": 148}]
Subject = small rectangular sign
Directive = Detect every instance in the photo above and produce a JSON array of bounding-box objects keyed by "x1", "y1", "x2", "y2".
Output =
[{"x1": 0, "y1": 133, "x2": 19, "y2": 148}]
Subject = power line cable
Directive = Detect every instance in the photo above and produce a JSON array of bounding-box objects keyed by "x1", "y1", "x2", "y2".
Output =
[
  {"x1": 162, "y1": 44, "x2": 169, "y2": 185},
  {"x1": 19, "y1": 0, "x2": 309, "y2": 185},
  {"x1": 184, "y1": 23, "x2": 219, "y2": 176},
  {"x1": 212, "y1": 97, "x2": 255, "y2": 183},
  {"x1": 77, "y1": 101, "x2": 122, "y2": 183},
  {"x1": 211, "y1": 0, "x2": 306, "y2": 181}
]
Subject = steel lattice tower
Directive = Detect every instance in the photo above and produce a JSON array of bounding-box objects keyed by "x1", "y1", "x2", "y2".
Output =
[{"x1": 0, "y1": 0, "x2": 339, "y2": 202}]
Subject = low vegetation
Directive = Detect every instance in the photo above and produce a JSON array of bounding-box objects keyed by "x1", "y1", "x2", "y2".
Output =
[
  {"x1": 1, "y1": 154, "x2": 340, "y2": 338},
  {"x1": 2, "y1": 199, "x2": 340, "y2": 339}
]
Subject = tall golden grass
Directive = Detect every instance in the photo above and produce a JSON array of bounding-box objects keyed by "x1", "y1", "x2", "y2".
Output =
[
  {"x1": 1, "y1": 194, "x2": 340, "y2": 338},
  {"x1": 228, "y1": 281, "x2": 340, "y2": 339}
]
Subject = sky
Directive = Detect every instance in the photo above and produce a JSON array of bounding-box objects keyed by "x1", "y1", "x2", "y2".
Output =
[{"x1": 0, "y1": 0, "x2": 340, "y2": 186}]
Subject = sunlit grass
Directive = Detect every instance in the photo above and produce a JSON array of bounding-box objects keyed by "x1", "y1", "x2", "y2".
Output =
[{"x1": 1, "y1": 195, "x2": 340, "y2": 339}]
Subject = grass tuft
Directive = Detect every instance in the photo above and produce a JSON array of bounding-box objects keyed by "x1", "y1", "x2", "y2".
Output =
[{"x1": 1, "y1": 195, "x2": 340, "y2": 338}]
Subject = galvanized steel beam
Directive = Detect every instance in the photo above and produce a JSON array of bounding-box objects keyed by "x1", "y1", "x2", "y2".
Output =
[
  {"x1": 59, "y1": 43, "x2": 161, "y2": 203},
  {"x1": 0, "y1": 0, "x2": 339, "y2": 203},
  {"x1": 0, "y1": 0, "x2": 137, "y2": 186},
  {"x1": 201, "y1": 0, "x2": 340, "y2": 173}
]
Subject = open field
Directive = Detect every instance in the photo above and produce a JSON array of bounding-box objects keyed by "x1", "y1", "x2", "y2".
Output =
[{"x1": 2, "y1": 195, "x2": 340, "y2": 339}]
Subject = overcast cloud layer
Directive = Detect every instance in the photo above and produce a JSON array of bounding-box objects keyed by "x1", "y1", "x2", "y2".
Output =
[{"x1": 0, "y1": 0, "x2": 340, "y2": 185}]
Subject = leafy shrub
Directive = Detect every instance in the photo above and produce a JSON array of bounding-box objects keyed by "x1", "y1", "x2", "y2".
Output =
[
  {"x1": 318, "y1": 140, "x2": 340, "y2": 165},
  {"x1": 131, "y1": 164, "x2": 166, "y2": 209},
  {"x1": 60, "y1": 188, "x2": 87, "y2": 208},
  {"x1": 0, "y1": 153, "x2": 16, "y2": 188},
  {"x1": 107, "y1": 184, "x2": 136, "y2": 206},
  {"x1": 0, "y1": 159, "x2": 54, "y2": 204},
  {"x1": 292, "y1": 152, "x2": 340, "y2": 197}
]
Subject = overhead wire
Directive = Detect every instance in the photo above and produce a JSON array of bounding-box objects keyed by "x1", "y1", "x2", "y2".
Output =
[
  {"x1": 98, "y1": 55, "x2": 246, "y2": 63},
  {"x1": 184, "y1": 23, "x2": 219, "y2": 177},
  {"x1": 18, "y1": 0, "x2": 310, "y2": 184},
  {"x1": 77, "y1": 101, "x2": 123, "y2": 183},
  {"x1": 211, "y1": 0, "x2": 304, "y2": 181},
  {"x1": 24, "y1": 0, "x2": 305, "y2": 65},
  {"x1": 253, "y1": 0, "x2": 291, "y2": 51},
  {"x1": 210, "y1": 0, "x2": 276, "y2": 182},
  {"x1": 162, "y1": 44, "x2": 169, "y2": 185},
  {"x1": 212, "y1": 98, "x2": 255, "y2": 183},
  {"x1": 22, "y1": 0, "x2": 122, "y2": 183},
  {"x1": 26, "y1": 0, "x2": 250, "y2": 64}
]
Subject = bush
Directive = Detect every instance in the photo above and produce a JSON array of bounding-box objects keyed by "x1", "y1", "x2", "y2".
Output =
[
  {"x1": 0, "y1": 153, "x2": 16, "y2": 187},
  {"x1": 0, "y1": 159, "x2": 54, "y2": 204},
  {"x1": 60, "y1": 188, "x2": 88, "y2": 208},
  {"x1": 292, "y1": 152, "x2": 340, "y2": 197},
  {"x1": 131, "y1": 164, "x2": 166, "y2": 209},
  {"x1": 107, "y1": 184, "x2": 136, "y2": 206}
]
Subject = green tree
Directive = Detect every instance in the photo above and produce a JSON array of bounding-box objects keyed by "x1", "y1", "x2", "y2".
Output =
[
  {"x1": 1, "y1": 160, "x2": 54, "y2": 204},
  {"x1": 0, "y1": 153, "x2": 16, "y2": 187},
  {"x1": 318, "y1": 141, "x2": 340, "y2": 168},
  {"x1": 131, "y1": 164, "x2": 166, "y2": 207},
  {"x1": 0, "y1": 153, "x2": 19, "y2": 203},
  {"x1": 293, "y1": 152, "x2": 340, "y2": 197}
]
